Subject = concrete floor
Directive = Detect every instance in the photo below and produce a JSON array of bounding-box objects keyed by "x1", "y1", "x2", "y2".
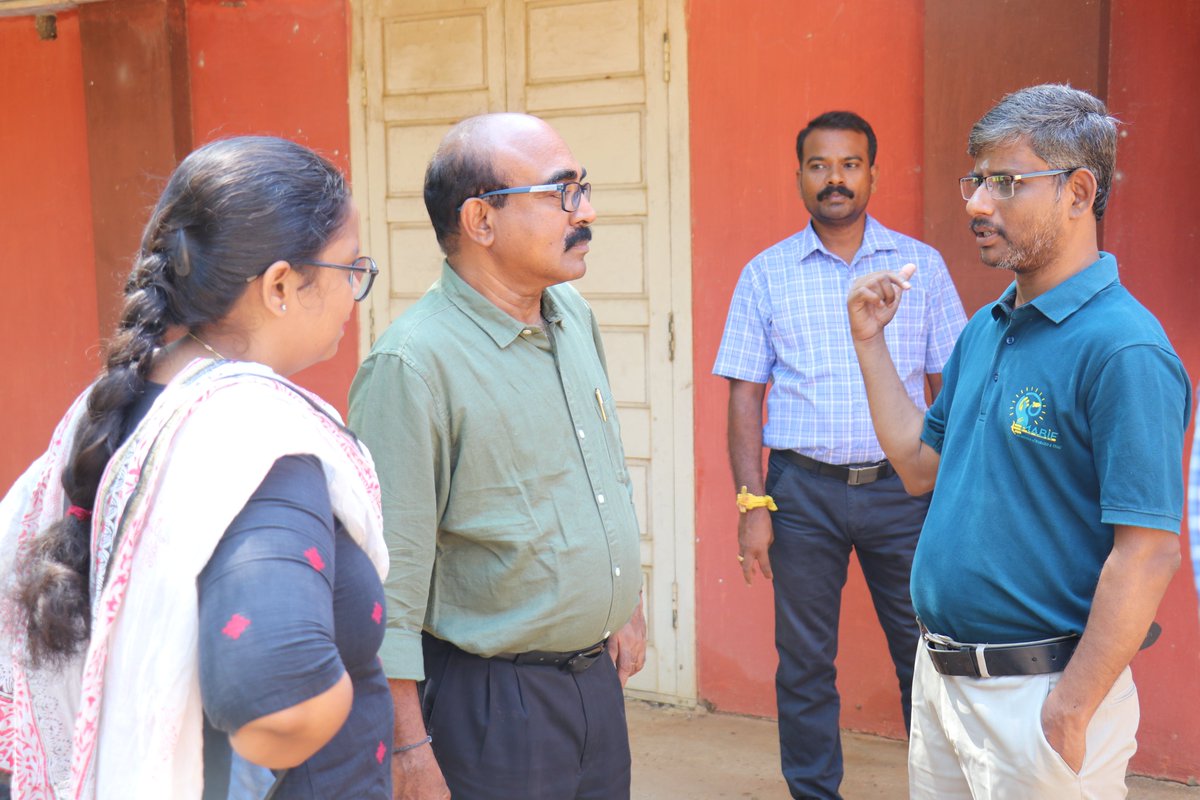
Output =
[{"x1": 627, "y1": 700, "x2": 1200, "y2": 799}]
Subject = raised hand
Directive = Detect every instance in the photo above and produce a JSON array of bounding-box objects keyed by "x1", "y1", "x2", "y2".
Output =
[{"x1": 847, "y1": 262, "x2": 916, "y2": 342}]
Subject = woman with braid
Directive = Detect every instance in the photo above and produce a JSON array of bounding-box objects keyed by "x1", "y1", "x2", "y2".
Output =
[{"x1": 0, "y1": 136, "x2": 391, "y2": 798}]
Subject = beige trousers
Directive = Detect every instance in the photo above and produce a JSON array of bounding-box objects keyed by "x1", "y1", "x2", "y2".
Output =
[{"x1": 908, "y1": 642, "x2": 1139, "y2": 799}]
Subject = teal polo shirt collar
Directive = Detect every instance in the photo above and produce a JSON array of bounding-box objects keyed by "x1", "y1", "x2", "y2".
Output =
[
  {"x1": 991, "y1": 252, "x2": 1119, "y2": 325},
  {"x1": 795, "y1": 214, "x2": 899, "y2": 264},
  {"x1": 439, "y1": 260, "x2": 565, "y2": 349}
]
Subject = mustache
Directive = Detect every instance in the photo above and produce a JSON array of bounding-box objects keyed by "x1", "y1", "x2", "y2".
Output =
[
  {"x1": 817, "y1": 184, "x2": 855, "y2": 202},
  {"x1": 564, "y1": 226, "x2": 593, "y2": 251},
  {"x1": 970, "y1": 218, "x2": 1003, "y2": 237}
]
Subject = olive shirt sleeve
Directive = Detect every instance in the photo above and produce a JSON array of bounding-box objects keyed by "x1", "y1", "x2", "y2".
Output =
[{"x1": 347, "y1": 351, "x2": 450, "y2": 681}]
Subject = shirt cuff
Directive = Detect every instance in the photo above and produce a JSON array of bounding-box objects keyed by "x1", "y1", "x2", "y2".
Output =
[
  {"x1": 380, "y1": 627, "x2": 426, "y2": 681},
  {"x1": 1100, "y1": 507, "x2": 1183, "y2": 534}
]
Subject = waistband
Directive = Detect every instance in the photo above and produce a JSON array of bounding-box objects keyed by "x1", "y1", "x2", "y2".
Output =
[
  {"x1": 425, "y1": 632, "x2": 610, "y2": 675},
  {"x1": 772, "y1": 450, "x2": 893, "y2": 486},
  {"x1": 922, "y1": 630, "x2": 1079, "y2": 678},
  {"x1": 491, "y1": 640, "x2": 608, "y2": 673}
]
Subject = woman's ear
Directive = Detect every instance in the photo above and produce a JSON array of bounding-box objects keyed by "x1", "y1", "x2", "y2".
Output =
[{"x1": 257, "y1": 260, "x2": 294, "y2": 316}]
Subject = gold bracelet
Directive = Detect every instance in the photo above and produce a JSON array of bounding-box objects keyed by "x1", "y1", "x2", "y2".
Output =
[{"x1": 737, "y1": 486, "x2": 778, "y2": 514}]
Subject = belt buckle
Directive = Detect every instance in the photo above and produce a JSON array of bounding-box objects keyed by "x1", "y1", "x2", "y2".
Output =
[
  {"x1": 846, "y1": 465, "x2": 872, "y2": 486},
  {"x1": 563, "y1": 642, "x2": 606, "y2": 673}
]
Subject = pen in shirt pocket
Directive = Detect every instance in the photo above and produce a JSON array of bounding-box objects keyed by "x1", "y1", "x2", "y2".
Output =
[{"x1": 594, "y1": 388, "x2": 608, "y2": 422}]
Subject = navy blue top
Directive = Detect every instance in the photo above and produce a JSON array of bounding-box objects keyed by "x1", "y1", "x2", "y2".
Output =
[
  {"x1": 127, "y1": 383, "x2": 392, "y2": 798},
  {"x1": 913, "y1": 254, "x2": 1192, "y2": 643}
]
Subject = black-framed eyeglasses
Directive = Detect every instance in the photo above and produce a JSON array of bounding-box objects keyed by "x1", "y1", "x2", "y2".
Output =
[
  {"x1": 303, "y1": 256, "x2": 378, "y2": 301},
  {"x1": 959, "y1": 168, "x2": 1080, "y2": 201},
  {"x1": 460, "y1": 180, "x2": 592, "y2": 213},
  {"x1": 244, "y1": 256, "x2": 378, "y2": 301}
]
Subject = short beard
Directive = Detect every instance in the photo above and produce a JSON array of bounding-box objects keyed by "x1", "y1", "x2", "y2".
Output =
[{"x1": 989, "y1": 213, "x2": 1062, "y2": 274}]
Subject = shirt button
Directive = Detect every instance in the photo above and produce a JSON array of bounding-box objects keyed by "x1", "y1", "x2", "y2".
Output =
[
  {"x1": 992, "y1": 373, "x2": 999, "y2": 382},
  {"x1": 1005, "y1": 336, "x2": 1015, "y2": 345},
  {"x1": 577, "y1": 429, "x2": 586, "y2": 439},
  {"x1": 614, "y1": 567, "x2": 621, "y2": 576},
  {"x1": 604, "y1": 630, "x2": 611, "y2": 638},
  {"x1": 596, "y1": 493, "x2": 606, "y2": 504},
  {"x1": 522, "y1": 329, "x2": 533, "y2": 336}
]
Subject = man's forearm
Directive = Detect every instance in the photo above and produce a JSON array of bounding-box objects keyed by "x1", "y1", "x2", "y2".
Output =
[
  {"x1": 389, "y1": 677, "x2": 449, "y2": 798},
  {"x1": 390, "y1": 679, "x2": 429, "y2": 746},
  {"x1": 1046, "y1": 526, "x2": 1180, "y2": 725},
  {"x1": 727, "y1": 379, "x2": 767, "y2": 492},
  {"x1": 853, "y1": 336, "x2": 938, "y2": 493}
]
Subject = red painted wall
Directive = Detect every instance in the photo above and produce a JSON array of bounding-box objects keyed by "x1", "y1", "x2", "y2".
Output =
[
  {"x1": 688, "y1": 0, "x2": 926, "y2": 737},
  {"x1": 186, "y1": 0, "x2": 358, "y2": 414},
  {"x1": 1106, "y1": 0, "x2": 1200, "y2": 781},
  {"x1": 0, "y1": 12, "x2": 100, "y2": 488}
]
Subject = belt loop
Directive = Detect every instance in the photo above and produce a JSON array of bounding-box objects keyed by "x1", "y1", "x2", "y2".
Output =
[{"x1": 973, "y1": 645, "x2": 991, "y2": 678}]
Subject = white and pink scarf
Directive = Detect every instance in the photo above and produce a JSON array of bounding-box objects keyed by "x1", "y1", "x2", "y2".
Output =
[{"x1": 0, "y1": 359, "x2": 385, "y2": 799}]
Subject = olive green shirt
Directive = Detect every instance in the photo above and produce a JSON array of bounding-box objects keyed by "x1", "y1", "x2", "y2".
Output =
[{"x1": 348, "y1": 263, "x2": 642, "y2": 680}]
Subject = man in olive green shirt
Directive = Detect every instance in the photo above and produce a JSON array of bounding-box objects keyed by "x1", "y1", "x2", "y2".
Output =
[{"x1": 349, "y1": 113, "x2": 646, "y2": 800}]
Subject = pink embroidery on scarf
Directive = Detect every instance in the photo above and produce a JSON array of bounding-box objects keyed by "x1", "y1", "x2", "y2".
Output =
[{"x1": 371, "y1": 602, "x2": 383, "y2": 624}]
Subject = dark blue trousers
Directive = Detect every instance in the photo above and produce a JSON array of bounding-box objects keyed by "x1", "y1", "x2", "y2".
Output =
[
  {"x1": 421, "y1": 633, "x2": 631, "y2": 800},
  {"x1": 766, "y1": 451, "x2": 929, "y2": 800}
]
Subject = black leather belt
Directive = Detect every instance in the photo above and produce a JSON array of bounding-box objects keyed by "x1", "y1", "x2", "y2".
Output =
[
  {"x1": 774, "y1": 450, "x2": 894, "y2": 486},
  {"x1": 923, "y1": 635, "x2": 1079, "y2": 677},
  {"x1": 492, "y1": 640, "x2": 607, "y2": 673}
]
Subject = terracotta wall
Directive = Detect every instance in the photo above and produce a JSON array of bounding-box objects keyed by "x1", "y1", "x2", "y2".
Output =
[
  {"x1": 1105, "y1": 0, "x2": 1200, "y2": 780},
  {"x1": 0, "y1": 12, "x2": 101, "y2": 487},
  {"x1": 0, "y1": 0, "x2": 357, "y2": 493},
  {"x1": 687, "y1": 0, "x2": 927, "y2": 737},
  {"x1": 186, "y1": 0, "x2": 357, "y2": 412}
]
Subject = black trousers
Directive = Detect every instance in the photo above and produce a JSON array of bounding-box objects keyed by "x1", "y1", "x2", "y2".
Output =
[
  {"x1": 767, "y1": 451, "x2": 929, "y2": 800},
  {"x1": 421, "y1": 633, "x2": 631, "y2": 800}
]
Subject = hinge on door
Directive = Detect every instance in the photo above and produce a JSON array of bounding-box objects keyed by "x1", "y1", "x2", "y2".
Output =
[
  {"x1": 667, "y1": 312, "x2": 675, "y2": 362},
  {"x1": 368, "y1": 305, "x2": 376, "y2": 346},
  {"x1": 662, "y1": 31, "x2": 670, "y2": 83},
  {"x1": 361, "y1": 75, "x2": 368, "y2": 108},
  {"x1": 671, "y1": 581, "x2": 679, "y2": 629}
]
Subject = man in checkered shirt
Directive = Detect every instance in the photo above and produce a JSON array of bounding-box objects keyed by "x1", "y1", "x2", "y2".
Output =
[{"x1": 713, "y1": 110, "x2": 966, "y2": 800}]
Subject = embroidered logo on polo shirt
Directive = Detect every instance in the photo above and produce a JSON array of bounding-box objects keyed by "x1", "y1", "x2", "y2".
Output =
[{"x1": 1008, "y1": 387, "x2": 1061, "y2": 449}]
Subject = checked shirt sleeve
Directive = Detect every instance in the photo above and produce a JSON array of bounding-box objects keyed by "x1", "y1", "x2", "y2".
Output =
[
  {"x1": 921, "y1": 250, "x2": 967, "y2": 374},
  {"x1": 713, "y1": 259, "x2": 775, "y2": 383}
]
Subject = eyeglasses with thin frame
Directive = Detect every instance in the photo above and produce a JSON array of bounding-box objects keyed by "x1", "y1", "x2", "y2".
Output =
[
  {"x1": 459, "y1": 180, "x2": 592, "y2": 213},
  {"x1": 246, "y1": 255, "x2": 379, "y2": 302},
  {"x1": 959, "y1": 168, "x2": 1080, "y2": 201},
  {"x1": 304, "y1": 256, "x2": 379, "y2": 302}
]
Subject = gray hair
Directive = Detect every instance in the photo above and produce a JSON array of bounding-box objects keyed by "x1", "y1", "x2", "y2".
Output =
[{"x1": 968, "y1": 84, "x2": 1118, "y2": 220}]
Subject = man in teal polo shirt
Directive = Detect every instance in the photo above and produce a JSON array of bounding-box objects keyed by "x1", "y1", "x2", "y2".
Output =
[
  {"x1": 349, "y1": 113, "x2": 646, "y2": 799},
  {"x1": 847, "y1": 84, "x2": 1191, "y2": 799}
]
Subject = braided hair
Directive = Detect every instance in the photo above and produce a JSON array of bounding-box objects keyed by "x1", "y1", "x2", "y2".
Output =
[{"x1": 16, "y1": 136, "x2": 350, "y2": 666}]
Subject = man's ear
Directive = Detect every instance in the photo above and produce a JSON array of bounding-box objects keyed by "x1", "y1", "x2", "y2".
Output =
[
  {"x1": 459, "y1": 198, "x2": 496, "y2": 247},
  {"x1": 1066, "y1": 167, "x2": 1099, "y2": 219},
  {"x1": 257, "y1": 260, "x2": 294, "y2": 317},
  {"x1": 870, "y1": 162, "x2": 879, "y2": 194}
]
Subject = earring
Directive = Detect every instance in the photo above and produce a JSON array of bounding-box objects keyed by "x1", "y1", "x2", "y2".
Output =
[{"x1": 281, "y1": 304, "x2": 287, "y2": 313}]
